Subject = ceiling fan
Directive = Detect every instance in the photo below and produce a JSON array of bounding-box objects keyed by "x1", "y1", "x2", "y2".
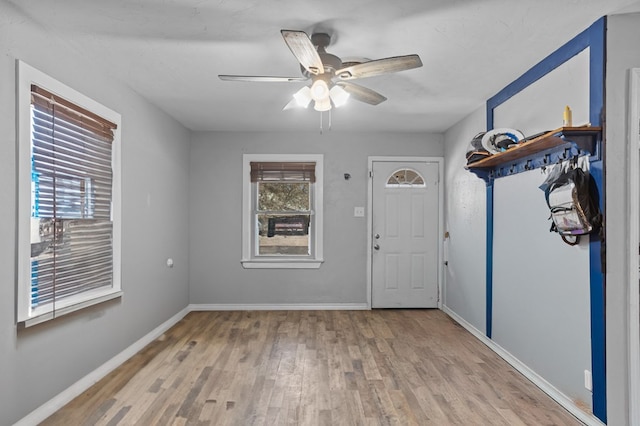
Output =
[{"x1": 218, "y1": 30, "x2": 423, "y2": 112}]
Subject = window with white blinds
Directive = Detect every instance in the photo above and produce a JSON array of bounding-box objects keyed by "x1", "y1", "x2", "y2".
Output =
[{"x1": 17, "y1": 62, "x2": 122, "y2": 326}]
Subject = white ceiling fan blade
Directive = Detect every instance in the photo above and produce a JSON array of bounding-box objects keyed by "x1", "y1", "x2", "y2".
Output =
[
  {"x1": 335, "y1": 54, "x2": 422, "y2": 80},
  {"x1": 218, "y1": 75, "x2": 308, "y2": 82},
  {"x1": 281, "y1": 30, "x2": 324, "y2": 75},
  {"x1": 336, "y1": 82, "x2": 387, "y2": 105}
]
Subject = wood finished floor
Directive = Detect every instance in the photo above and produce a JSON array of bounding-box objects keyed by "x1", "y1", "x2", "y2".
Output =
[{"x1": 41, "y1": 310, "x2": 583, "y2": 425}]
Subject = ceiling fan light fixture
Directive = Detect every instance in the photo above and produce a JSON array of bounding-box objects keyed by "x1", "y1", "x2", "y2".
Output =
[
  {"x1": 310, "y1": 79, "x2": 330, "y2": 101},
  {"x1": 293, "y1": 86, "x2": 312, "y2": 108},
  {"x1": 313, "y1": 98, "x2": 331, "y2": 112},
  {"x1": 329, "y1": 85, "x2": 350, "y2": 108}
]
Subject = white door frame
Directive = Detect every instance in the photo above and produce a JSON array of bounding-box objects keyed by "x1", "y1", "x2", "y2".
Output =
[
  {"x1": 367, "y1": 156, "x2": 444, "y2": 309},
  {"x1": 627, "y1": 67, "x2": 640, "y2": 424}
]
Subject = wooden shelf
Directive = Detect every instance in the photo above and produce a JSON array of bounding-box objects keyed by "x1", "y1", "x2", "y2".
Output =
[{"x1": 466, "y1": 126, "x2": 601, "y2": 169}]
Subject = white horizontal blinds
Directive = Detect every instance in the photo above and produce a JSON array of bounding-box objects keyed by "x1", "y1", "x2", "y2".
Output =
[
  {"x1": 250, "y1": 162, "x2": 316, "y2": 182},
  {"x1": 30, "y1": 84, "x2": 117, "y2": 310}
]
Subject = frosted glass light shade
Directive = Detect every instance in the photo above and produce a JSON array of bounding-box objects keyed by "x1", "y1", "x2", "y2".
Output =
[
  {"x1": 293, "y1": 86, "x2": 312, "y2": 108},
  {"x1": 329, "y1": 85, "x2": 350, "y2": 107}
]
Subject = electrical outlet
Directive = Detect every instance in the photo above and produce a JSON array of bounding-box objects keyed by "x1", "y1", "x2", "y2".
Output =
[
  {"x1": 584, "y1": 370, "x2": 592, "y2": 391},
  {"x1": 354, "y1": 207, "x2": 365, "y2": 217}
]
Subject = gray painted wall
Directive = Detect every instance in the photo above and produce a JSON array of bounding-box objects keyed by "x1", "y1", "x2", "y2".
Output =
[
  {"x1": 603, "y1": 12, "x2": 640, "y2": 426},
  {"x1": 189, "y1": 131, "x2": 443, "y2": 305},
  {"x1": 0, "y1": 6, "x2": 191, "y2": 424},
  {"x1": 443, "y1": 107, "x2": 487, "y2": 333},
  {"x1": 493, "y1": 171, "x2": 591, "y2": 406}
]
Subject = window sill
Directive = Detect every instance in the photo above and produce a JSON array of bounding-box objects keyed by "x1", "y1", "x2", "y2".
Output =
[
  {"x1": 19, "y1": 289, "x2": 123, "y2": 328},
  {"x1": 241, "y1": 259, "x2": 324, "y2": 269}
]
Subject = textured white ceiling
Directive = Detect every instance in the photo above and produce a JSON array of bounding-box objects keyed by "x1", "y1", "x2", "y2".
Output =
[{"x1": 6, "y1": 0, "x2": 640, "y2": 133}]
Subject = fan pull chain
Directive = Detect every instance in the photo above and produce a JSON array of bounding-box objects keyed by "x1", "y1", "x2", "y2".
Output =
[
  {"x1": 318, "y1": 109, "x2": 333, "y2": 134},
  {"x1": 318, "y1": 109, "x2": 334, "y2": 134}
]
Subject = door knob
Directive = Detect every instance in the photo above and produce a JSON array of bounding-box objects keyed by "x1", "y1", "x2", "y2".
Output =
[
  {"x1": 374, "y1": 233, "x2": 380, "y2": 239},
  {"x1": 373, "y1": 243, "x2": 380, "y2": 250}
]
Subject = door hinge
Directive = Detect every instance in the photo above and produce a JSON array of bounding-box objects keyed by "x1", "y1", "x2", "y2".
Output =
[{"x1": 369, "y1": 170, "x2": 373, "y2": 178}]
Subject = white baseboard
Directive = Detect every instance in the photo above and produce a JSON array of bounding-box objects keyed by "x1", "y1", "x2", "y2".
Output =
[
  {"x1": 189, "y1": 303, "x2": 369, "y2": 311},
  {"x1": 15, "y1": 306, "x2": 190, "y2": 426},
  {"x1": 441, "y1": 305, "x2": 605, "y2": 426}
]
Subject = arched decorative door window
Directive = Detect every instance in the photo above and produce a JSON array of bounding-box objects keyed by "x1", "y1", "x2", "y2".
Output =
[{"x1": 386, "y1": 168, "x2": 426, "y2": 188}]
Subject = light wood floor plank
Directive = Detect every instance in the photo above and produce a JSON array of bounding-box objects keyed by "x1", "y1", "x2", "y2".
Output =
[{"x1": 40, "y1": 310, "x2": 585, "y2": 425}]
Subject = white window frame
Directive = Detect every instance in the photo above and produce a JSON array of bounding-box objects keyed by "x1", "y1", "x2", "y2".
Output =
[
  {"x1": 242, "y1": 154, "x2": 323, "y2": 269},
  {"x1": 16, "y1": 61, "x2": 122, "y2": 326}
]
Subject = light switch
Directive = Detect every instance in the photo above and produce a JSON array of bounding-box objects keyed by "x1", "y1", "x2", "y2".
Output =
[{"x1": 354, "y1": 207, "x2": 365, "y2": 217}]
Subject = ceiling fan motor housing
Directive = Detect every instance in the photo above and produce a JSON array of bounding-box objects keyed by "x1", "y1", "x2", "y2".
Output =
[{"x1": 311, "y1": 33, "x2": 331, "y2": 49}]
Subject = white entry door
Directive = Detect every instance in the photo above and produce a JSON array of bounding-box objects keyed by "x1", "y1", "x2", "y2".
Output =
[{"x1": 371, "y1": 160, "x2": 440, "y2": 308}]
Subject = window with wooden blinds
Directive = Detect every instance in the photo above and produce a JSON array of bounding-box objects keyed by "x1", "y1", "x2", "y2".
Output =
[
  {"x1": 18, "y1": 62, "x2": 122, "y2": 326},
  {"x1": 242, "y1": 154, "x2": 324, "y2": 269}
]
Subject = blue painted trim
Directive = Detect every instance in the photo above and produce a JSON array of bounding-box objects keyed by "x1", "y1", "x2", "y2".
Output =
[
  {"x1": 486, "y1": 103, "x2": 494, "y2": 132},
  {"x1": 588, "y1": 17, "x2": 605, "y2": 128},
  {"x1": 486, "y1": 182, "x2": 494, "y2": 338},
  {"x1": 485, "y1": 17, "x2": 607, "y2": 422},
  {"x1": 586, "y1": 17, "x2": 607, "y2": 423},
  {"x1": 589, "y1": 160, "x2": 606, "y2": 421}
]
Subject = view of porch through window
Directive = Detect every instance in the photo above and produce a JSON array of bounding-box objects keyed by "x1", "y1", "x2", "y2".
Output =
[{"x1": 257, "y1": 182, "x2": 310, "y2": 255}]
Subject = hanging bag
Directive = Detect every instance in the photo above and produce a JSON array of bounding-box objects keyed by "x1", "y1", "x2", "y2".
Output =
[{"x1": 544, "y1": 163, "x2": 602, "y2": 245}]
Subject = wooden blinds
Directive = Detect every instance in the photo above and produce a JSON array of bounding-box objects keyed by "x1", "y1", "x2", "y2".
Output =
[
  {"x1": 29, "y1": 84, "x2": 117, "y2": 310},
  {"x1": 250, "y1": 162, "x2": 316, "y2": 182},
  {"x1": 31, "y1": 85, "x2": 117, "y2": 136}
]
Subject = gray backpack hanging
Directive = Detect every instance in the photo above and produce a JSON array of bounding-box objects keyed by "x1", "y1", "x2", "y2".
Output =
[{"x1": 544, "y1": 162, "x2": 602, "y2": 245}]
